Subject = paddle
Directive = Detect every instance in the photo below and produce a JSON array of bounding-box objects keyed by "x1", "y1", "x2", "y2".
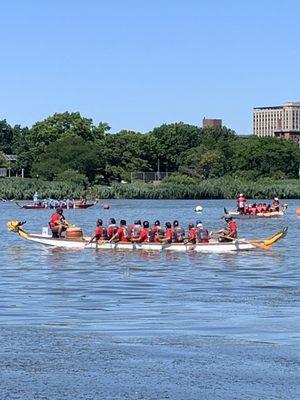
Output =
[{"x1": 214, "y1": 234, "x2": 273, "y2": 251}]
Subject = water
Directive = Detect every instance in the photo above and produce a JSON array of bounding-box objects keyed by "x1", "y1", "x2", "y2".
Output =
[{"x1": 0, "y1": 199, "x2": 300, "y2": 346}]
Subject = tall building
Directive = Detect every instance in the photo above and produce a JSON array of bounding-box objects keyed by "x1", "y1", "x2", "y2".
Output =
[
  {"x1": 202, "y1": 118, "x2": 222, "y2": 129},
  {"x1": 253, "y1": 102, "x2": 300, "y2": 143}
]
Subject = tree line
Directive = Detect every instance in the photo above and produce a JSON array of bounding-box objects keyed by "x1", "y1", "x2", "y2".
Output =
[{"x1": 0, "y1": 112, "x2": 299, "y2": 185}]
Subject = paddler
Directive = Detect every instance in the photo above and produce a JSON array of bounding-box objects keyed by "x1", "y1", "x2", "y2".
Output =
[
  {"x1": 216, "y1": 216, "x2": 238, "y2": 242},
  {"x1": 132, "y1": 220, "x2": 150, "y2": 243},
  {"x1": 86, "y1": 219, "x2": 107, "y2": 245},
  {"x1": 185, "y1": 223, "x2": 196, "y2": 244},
  {"x1": 151, "y1": 220, "x2": 165, "y2": 242},
  {"x1": 172, "y1": 220, "x2": 185, "y2": 243},
  {"x1": 107, "y1": 218, "x2": 118, "y2": 239},
  {"x1": 164, "y1": 222, "x2": 173, "y2": 244},
  {"x1": 195, "y1": 220, "x2": 210, "y2": 243},
  {"x1": 49, "y1": 207, "x2": 69, "y2": 238},
  {"x1": 109, "y1": 219, "x2": 131, "y2": 242},
  {"x1": 131, "y1": 219, "x2": 142, "y2": 242}
]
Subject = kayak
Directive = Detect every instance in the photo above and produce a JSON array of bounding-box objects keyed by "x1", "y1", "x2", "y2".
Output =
[
  {"x1": 223, "y1": 207, "x2": 287, "y2": 219},
  {"x1": 15, "y1": 200, "x2": 98, "y2": 210},
  {"x1": 7, "y1": 221, "x2": 288, "y2": 253}
]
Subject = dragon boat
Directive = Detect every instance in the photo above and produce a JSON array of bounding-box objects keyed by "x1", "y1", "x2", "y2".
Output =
[
  {"x1": 7, "y1": 221, "x2": 288, "y2": 253},
  {"x1": 15, "y1": 200, "x2": 98, "y2": 210},
  {"x1": 223, "y1": 206, "x2": 287, "y2": 219}
]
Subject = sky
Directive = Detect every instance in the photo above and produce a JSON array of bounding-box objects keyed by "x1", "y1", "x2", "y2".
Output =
[{"x1": 1, "y1": 0, "x2": 300, "y2": 134}]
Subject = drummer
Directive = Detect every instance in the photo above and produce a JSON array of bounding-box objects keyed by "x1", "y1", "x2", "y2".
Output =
[{"x1": 49, "y1": 208, "x2": 69, "y2": 238}]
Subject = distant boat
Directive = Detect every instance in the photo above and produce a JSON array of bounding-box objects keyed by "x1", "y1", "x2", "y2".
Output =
[
  {"x1": 223, "y1": 206, "x2": 287, "y2": 219},
  {"x1": 15, "y1": 199, "x2": 98, "y2": 210}
]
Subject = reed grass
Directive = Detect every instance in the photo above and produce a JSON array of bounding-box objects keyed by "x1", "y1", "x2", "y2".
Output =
[{"x1": 1, "y1": 177, "x2": 300, "y2": 200}]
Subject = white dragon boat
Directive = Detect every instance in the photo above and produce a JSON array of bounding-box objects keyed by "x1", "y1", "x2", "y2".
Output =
[
  {"x1": 7, "y1": 221, "x2": 288, "y2": 253},
  {"x1": 223, "y1": 206, "x2": 287, "y2": 219}
]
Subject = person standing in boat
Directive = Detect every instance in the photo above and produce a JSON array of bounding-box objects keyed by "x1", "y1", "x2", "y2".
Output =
[
  {"x1": 236, "y1": 193, "x2": 246, "y2": 214},
  {"x1": 216, "y1": 217, "x2": 238, "y2": 242},
  {"x1": 49, "y1": 208, "x2": 69, "y2": 238},
  {"x1": 33, "y1": 192, "x2": 39, "y2": 205},
  {"x1": 273, "y1": 197, "x2": 280, "y2": 212}
]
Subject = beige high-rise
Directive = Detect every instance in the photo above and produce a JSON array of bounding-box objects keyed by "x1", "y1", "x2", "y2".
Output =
[{"x1": 253, "y1": 102, "x2": 300, "y2": 142}]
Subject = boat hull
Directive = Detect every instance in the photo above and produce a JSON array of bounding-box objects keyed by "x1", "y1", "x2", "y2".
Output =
[
  {"x1": 26, "y1": 234, "x2": 255, "y2": 252},
  {"x1": 16, "y1": 202, "x2": 96, "y2": 210},
  {"x1": 224, "y1": 207, "x2": 286, "y2": 219}
]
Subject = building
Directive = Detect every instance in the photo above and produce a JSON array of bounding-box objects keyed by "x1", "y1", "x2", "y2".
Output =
[
  {"x1": 202, "y1": 118, "x2": 222, "y2": 129},
  {"x1": 253, "y1": 102, "x2": 300, "y2": 144}
]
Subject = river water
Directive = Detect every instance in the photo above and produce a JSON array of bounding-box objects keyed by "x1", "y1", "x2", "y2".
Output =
[{"x1": 1, "y1": 199, "x2": 300, "y2": 399}]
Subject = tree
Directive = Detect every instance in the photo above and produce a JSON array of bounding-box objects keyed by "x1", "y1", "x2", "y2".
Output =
[
  {"x1": 148, "y1": 123, "x2": 201, "y2": 171},
  {"x1": 31, "y1": 136, "x2": 103, "y2": 182},
  {"x1": 230, "y1": 136, "x2": 300, "y2": 178},
  {"x1": 0, "y1": 120, "x2": 14, "y2": 154}
]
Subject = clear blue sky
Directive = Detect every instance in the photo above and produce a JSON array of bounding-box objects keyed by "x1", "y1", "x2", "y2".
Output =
[{"x1": 1, "y1": 0, "x2": 299, "y2": 134}]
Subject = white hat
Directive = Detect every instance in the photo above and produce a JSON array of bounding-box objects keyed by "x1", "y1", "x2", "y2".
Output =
[
  {"x1": 274, "y1": 197, "x2": 279, "y2": 201},
  {"x1": 239, "y1": 193, "x2": 243, "y2": 197},
  {"x1": 195, "y1": 205, "x2": 203, "y2": 213},
  {"x1": 196, "y1": 223, "x2": 203, "y2": 228}
]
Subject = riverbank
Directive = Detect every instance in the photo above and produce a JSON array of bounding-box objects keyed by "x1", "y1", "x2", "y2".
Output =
[
  {"x1": 1, "y1": 177, "x2": 300, "y2": 200},
  {"x1": 1, "y1": 326, "x2": 299, "y2": 400}
]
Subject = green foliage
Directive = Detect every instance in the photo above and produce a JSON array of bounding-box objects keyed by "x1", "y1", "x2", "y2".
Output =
[
  {"x1": 1, "y1": 111, "x2": 300, "y2": 198},
  {"x1": 230, "y1": 136, "x2": 300, "y2": 178},
  {"x1": 31, "y1": 136, "x2": 102, "y2": 182},
  {"x1": 0, "y1": 178, "x2": 86, "y2": 200},
  {"x1": 55, "y1": 169, "x2": 88, "y2": 187}
]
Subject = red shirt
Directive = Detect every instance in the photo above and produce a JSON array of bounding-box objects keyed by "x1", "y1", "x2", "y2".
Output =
[
  {"x1": 107, "y1": 224, "x2": 117, "y2": 238},
  {"x1": 94, "y1": 226, "x2": 104, "y2": 238},
  {"x1": 165, "y1": 229, "x2": 173, "y2": 243},
  {"x1": 50, "y1": 213, "x2": 61, "y2": 230},
  {"x1": 228, "y1": 221, "x2": 237, "y2": 237},
  {"x1": 139, "y1": 228, "x2": 149, "y2": 242},
  {"x1": 117, "y1": 226, "x2": 130, "y2": 242},
  {"x1": 189, "y1": 228, "x2": 196, "y2": 241}
]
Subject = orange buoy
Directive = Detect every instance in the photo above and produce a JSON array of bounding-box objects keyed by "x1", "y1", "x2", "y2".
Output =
[
  {"x1": 296, "y1": 208, "x2": 300, "y2": 217},
  {"x1": 66, "y1": 227, "x2": 83, "y2": 240},
  {"x1": 103, "y1": 203, "x2": 110, "y2": 210}
]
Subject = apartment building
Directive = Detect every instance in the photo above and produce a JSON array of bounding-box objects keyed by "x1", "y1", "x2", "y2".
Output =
[{"x1": 253, "y1": 102, "x2": 300, "y2": 143}]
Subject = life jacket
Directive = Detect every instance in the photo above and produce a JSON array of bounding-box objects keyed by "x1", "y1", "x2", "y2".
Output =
[
  {"x1": 100, "y1": 227, "x2": 107, "y2": 239},
  {"x1": 228, "y1": 221, "x2": 237, "y2": 238},
  {"x1": 196, "y1": 227, "x2": 209, "y2": 242},
  {"x1": 237, "y1": 196, "x2": 246, "y2": 208},
  {"x1": 172, "y1": 227, "x2": 185, "y2": 242},
  {"x1": 107, "y1": 224, "x2": 117, "y2": 238},
  {"x1": 165, "y1": 229, "x2": 173, "y2": 243},
  {"x1": 155, "y1": 226, "x2": 165, "y2": 240},
  {"x1": 122, "y1": 225, "x2": 132, "y2": 241},
  {"x1": 131, "y1": 225, "x2": 142, "y2": 239},
  {"x1": 50, "y1": 213, "x2": 63, "y2": 230}
]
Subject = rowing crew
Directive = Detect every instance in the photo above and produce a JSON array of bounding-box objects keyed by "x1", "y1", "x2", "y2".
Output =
[
  {"x1": 236, "y1": 194, "x2": 287, "y2": 215},
  {"x1": 86, "y1": 217, "x2": 238, "y2": 245}
]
